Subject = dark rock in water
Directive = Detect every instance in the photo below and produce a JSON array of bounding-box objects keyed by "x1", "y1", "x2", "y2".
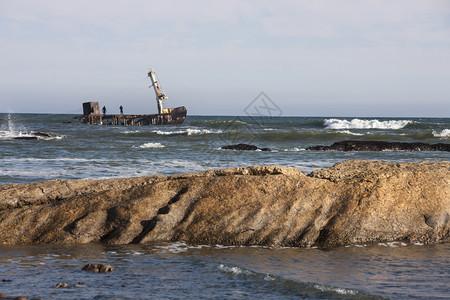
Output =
[
  {"x1": 82, "y1": 264, "x2": 114, "y2": 273},
  {"x1": 12, "y1": 132, "x2": 53, "y2": 140},
  {"x1": 13, "y1": 136, "x2": 38, "y2": 140},
  {"x1": 307, "y1": 140, "x2": 450, "y2": 152},
  {"x1": 32, "y1": 131, "x2": 52, "y2": 138},
  {"x1": 221, "y1": 143, "x2": 271, "y2": 151}
]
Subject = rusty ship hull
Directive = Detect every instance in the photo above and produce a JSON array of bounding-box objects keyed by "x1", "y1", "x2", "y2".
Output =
[
  {"x1": 76, "y1": 106, "x2": 187, "y2": 126},
  {"x1": 75, "y1": 69, "x2": 187, "y2": 126}
]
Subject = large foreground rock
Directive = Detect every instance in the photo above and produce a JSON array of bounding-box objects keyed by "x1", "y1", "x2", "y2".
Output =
[{"x1": 0, "y1": 160, "x2": 448, "y2": 248}]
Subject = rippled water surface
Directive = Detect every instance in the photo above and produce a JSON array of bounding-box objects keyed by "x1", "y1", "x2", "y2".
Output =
[
  {"x1": 0, "y1": 243, "x2": 448, "y2": 299},
  {"x1": 0, "y1": 114, "x2": 448, "y2": 185}
]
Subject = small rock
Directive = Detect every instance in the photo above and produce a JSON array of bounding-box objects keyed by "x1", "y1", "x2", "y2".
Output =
[
  {"x1": 54, "y1": 282, "x2": 69, "y2": 288},
  {"x1": 82, "y1": 263, "x2": 114, "y2": 273}
]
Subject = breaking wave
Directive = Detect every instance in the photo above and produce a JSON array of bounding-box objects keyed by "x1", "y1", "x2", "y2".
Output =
[
  {"x1": 136, "y1": 142, "x2": 165, "y2": 148},
  {"x1": 0, "y1": 130, "x2": 62, "y2": 140},
  {"x1": 432, "y1": 129, "x2": 450, "y2": 138},
  {"x1": 152, "y1": 128, "x2": 223, "y2": 136},
  {"x1": 324, "y1": 118, "x2": 412, "y2": 130},
  {"x1": 217, "y1": 263, "x2": 377, "y2": 299}
]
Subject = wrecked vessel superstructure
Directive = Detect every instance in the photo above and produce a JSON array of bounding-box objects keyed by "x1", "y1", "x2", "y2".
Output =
[{"x1": 76, "y1": 69, "x2": 187, "y2": 126}]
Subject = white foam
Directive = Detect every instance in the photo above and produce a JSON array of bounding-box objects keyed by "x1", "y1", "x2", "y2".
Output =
[
  {"x1": 282, "y1": 147, "x2": 304, "y2": 152},
  {"x1": 264, "y1": 274, "x2": 275, "y2": 281},
  {"x1": 386, "y1": 241, "x2": 408, "y2": 247},
  {"x1": 153, "y1": 242, "x2": 211, "y2": 254},
  {"x1": 122, "y1": 130, "x2": 140, "y2": 134},
  {"x1": 432, "y1": 129, "x2": 450, "y2": 138},
  {"x1": 137, "y1": 142, "x2": 165, "y2": 148},
  {"x1": 338, "y1": 130, "x2": 364, "y2": 136},
  {"x1": 314, "y1": 284, "x2": 358, "y2": 295},
  {"x1": 218, "y1": 264, "x2": 252, "y2": 275},
  {"x1": 324, "y1": 118, "x2": 412, "y2": 130},
  {"x1": 153, "y1": 128, "x2": 222, "y2": 136}
]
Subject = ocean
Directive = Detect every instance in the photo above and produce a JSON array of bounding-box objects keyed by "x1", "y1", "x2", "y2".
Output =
[
  {"x1": 0, "y1": 114, "x2": 448, "y2": 185},
  {"x1": 0, "y1": 113, "x2": 449, "y2": 299}
]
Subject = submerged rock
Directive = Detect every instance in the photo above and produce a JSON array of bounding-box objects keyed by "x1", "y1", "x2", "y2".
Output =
[
  {"x1": 221, "y1": 143, "x2": 271, "y2": 151},
  {"x1": 0, "y1": 161, "x2": 448, "y2": 248},
  {"x1": 307, "y1": 140, "x2": 450, "y2": 151},
  {"x1": 82, "y1": 264, "x2": 114, "y2": 273}
]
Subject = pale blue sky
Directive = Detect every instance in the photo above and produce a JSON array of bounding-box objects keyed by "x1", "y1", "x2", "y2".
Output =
[{"x1": 1, "y1": 0, "x2": 449, "y2": 116}]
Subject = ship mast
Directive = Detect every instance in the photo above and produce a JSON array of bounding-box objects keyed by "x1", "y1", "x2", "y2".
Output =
[{"x1": 148, "y1": 69, "x2": 168, "y2": 114}]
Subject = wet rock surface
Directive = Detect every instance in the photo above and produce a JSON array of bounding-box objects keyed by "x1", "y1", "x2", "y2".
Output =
[
  {"x1": 307, "y1": 140, "x2": 450, "y2": 151},
  {"x1": 0, "y1": 161, "x2": 448, "y2": 248},
  {"x1": 221, "y1": 144, "x2": 271, "y2": 151},
  {"x1": 12, "y1": 131, "x2": 54, "y2": 141},
  {"x1": 82, "y1": 264, "x2": 114, "y2": 273}
]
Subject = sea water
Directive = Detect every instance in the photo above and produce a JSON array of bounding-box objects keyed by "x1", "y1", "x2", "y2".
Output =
[
  {"x1": 0, "y1": 114, "x2": 448, "y2": 184},
  {"x1": 0, "y1": 113, "x2": 449, "y2": 299},
  {"x1": 0, "y1": 243, "x2": 448, "y2": 299}
]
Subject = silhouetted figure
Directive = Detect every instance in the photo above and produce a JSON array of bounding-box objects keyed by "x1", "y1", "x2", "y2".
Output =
[
  {"x1": 102, "y1": 106, "x2": 106, "y2": 115},
  {"x1": 119, "y1": 105, "x2": 123, "y2": 115}
]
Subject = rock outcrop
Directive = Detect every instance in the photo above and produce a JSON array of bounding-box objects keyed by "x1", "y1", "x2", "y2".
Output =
[
  {"x1": 0, "y1": 160, "x2": 448, "y2": 248},
  {"x1": 307, "y1": 140, "x2": 450, "y2": 151}
]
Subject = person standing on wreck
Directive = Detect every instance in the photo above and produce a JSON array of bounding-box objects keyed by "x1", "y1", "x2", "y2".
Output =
[
  {"x1": 102, "y1": 106, "x2": 106, "y2": 115},
  {"x1": 119, "y1": 105, "x2": 123, "y2": 115}
]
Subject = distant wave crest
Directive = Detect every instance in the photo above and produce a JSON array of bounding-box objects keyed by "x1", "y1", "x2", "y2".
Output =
[
  {"x1": 137, "y1": 142, "x2": 165, "y2": 148},
  {"x1": 324, "y1": 118, "x2": 412, "y2": 130},
  {"x1": 432, "y1": 129, "x2": 450, "y2": 138},
  {"x1": 153, "y1": 129, "x2": 223, "y2": 136}
]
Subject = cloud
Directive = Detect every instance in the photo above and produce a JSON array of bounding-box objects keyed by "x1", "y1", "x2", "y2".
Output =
[{"x1": 1, "y1": 0, "x2": 449, "y2": 116}]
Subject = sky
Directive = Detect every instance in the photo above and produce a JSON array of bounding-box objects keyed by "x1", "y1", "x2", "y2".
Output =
[{"x1": 1, "y1": 0, "x2": 449, "y2": 117}]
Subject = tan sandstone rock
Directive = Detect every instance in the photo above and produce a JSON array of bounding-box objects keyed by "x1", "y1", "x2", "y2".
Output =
[{"x1": 0, "y1": 161, "x2": 448, "y2": 248}]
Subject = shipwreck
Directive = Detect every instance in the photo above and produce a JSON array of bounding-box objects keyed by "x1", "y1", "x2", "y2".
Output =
[{"x1": 75, "y1": 69, "x2": 187, "y2": 126}]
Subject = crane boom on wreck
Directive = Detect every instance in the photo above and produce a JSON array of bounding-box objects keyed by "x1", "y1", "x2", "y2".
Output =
[{"x1": 148, "y1": 69, "x2": 168, "y2": 115}]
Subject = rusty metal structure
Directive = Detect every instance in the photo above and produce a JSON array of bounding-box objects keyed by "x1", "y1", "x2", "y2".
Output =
[{"x1": 75, "y1": 69, "x2": 187, "y2": 126}]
